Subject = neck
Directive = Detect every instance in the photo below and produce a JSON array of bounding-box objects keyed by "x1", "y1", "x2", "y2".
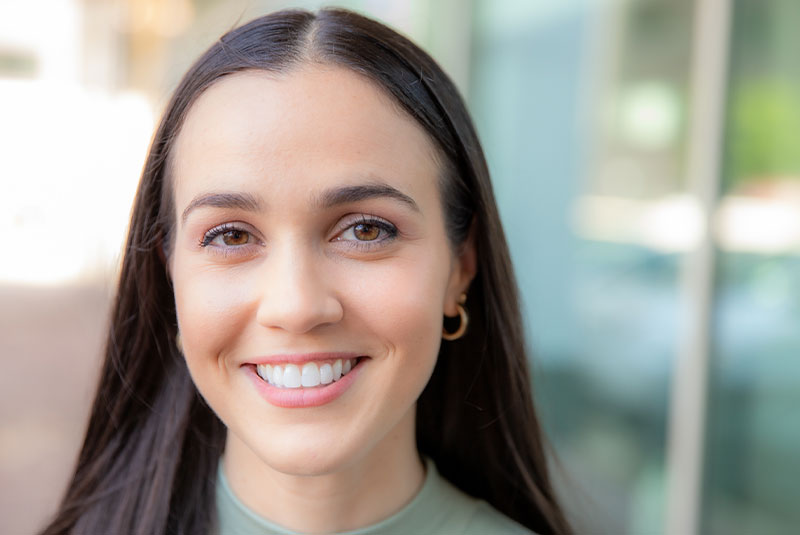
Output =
[{"x1": 223, "y1": 409, "x2": 425, "y2": 534}]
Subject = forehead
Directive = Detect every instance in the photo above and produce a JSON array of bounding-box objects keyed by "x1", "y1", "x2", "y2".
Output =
[{"x1": 171, "y1": 66, "x2": 441, "y2": 201}]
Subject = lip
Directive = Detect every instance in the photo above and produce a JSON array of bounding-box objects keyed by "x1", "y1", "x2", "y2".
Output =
[
  {"x1": 244, "y1": 357, "x2": 366, "y2": 408},
  {"x1": 247, "y1": 352, "x2": 361, "y2": 366}
]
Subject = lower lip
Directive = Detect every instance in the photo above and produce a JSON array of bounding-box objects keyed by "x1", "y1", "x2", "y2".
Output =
[{"x1": 244, "y1": 359, "x2": 365, "y2": 408}]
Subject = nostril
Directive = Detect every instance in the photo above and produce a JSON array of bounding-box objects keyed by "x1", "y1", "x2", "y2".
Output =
[{"x1": 255, "y1": 288, "x2": 344, "y2": 334}]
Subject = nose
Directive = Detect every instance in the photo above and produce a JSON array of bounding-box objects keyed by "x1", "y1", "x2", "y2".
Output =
[{"x1": 255, "y1": 242, "x2": 343, "y2": 334}]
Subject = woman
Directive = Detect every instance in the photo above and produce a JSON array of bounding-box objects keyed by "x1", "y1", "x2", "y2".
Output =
[{"x1": 41, "y1": 8, "x2": 570, "y2": 535}]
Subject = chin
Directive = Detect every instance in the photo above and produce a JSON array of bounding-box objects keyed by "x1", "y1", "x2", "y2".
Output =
[
  {"x1": 264, "y1": 444, "x2": 366, "y2": 478},
  {"x1": 235, "y1": 424, "x2": 367, "y2": 478}
]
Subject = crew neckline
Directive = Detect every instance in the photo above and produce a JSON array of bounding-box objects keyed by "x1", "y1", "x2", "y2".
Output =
[{"x1": 215, "y1": 457, "x2": 479, "y2": 534}]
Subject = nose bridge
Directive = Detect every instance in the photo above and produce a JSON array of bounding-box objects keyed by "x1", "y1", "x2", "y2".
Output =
[{"x1": 256, "y1": 238, "x2": 342, "y2": 333}]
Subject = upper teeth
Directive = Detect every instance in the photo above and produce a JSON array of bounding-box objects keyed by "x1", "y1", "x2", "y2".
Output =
[{"x1": 257, "y1": 358, "x2": 358, "y2": 388}]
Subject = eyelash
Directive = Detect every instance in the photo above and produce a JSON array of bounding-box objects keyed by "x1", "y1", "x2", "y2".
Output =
[
  {"x1": 200, "y1": 223, "x2": 252, "y2": 247},
  {"x1": 198, "y1": 216, "x2": 398, "y2": 255}
]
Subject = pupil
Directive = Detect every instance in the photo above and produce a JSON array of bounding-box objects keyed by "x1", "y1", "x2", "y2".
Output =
[{"x1": 354, "y1": 224, "x2": 380, "y2": 241}]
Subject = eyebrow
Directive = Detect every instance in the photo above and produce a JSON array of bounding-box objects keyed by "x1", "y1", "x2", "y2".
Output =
[
  {"x1": 316, "y1": 183, "x2": 419, "y2": 212},
  {"x1": 180, "y1": 181, "x2": 419, "y2": 224},
  {"x1": 181, "y1": 192, "x2": 263, "y2": 224}
]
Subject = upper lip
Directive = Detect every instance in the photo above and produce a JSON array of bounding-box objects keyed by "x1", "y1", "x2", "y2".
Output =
[{"x1": 246, "y1": 352, "x2": 363, "y2": 366}]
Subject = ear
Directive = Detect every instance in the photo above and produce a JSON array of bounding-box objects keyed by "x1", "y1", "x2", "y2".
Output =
[{"x1": 444, "y1": 220, "x2": 478, "y2": 317}]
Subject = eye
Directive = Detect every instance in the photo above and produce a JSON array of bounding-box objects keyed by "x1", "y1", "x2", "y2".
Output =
[
  {"x1": 334, "y1": 215, "x2": 398, "y2": 248},
  {"x1": 200, "y1": 223, "x2": 257, "y2": 249}
]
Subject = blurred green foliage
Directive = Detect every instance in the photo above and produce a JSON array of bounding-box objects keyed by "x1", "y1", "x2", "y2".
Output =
[{"x1": 726, "y1": 79, "x2": 800, "y2": 189}]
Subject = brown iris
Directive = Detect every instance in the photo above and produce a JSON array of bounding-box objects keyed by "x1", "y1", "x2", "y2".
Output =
[
  {"x1": 353, "y1": 223, "x2": 380, "y2": 241},
  {"x1": 222, "y1": 229, "x2": 249, "y2": 246}
]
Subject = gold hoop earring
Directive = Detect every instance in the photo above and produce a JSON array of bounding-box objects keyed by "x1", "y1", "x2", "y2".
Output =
[
  {"x1": 442, "y1": 294, "x2": 468, "y2": 341},
  {"x1": 176, "y1": 332, "x2": 183, "y2": 354}
]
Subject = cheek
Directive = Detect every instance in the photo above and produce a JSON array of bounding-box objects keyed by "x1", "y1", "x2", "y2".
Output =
[
  {"x1": 339, "y1": 250, "x2": 451, "y2": 357},
  {"x1": 172, "y1": 261, "x2": 258, "y2": 362}
]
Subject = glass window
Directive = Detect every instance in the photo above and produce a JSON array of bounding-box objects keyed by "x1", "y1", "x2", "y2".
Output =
[
  {"x1": 468, "y1": 0, "x2": 694, "y2": 532},
  {"x1": 702, "y1": 1, "x2": 800, "y2": 533}
]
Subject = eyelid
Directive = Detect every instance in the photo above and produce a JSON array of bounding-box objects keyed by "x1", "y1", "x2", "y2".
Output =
[{"x1": 336, "y1": 212, "x2": 394, "y2": 229}]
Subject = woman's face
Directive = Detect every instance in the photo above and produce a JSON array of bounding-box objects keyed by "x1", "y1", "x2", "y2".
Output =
[{"x1": 169, "y1": 66, "x2": 474, "y2": 476}]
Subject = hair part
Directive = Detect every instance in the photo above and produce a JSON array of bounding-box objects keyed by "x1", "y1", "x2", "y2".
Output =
[{"x1": 40, "y1": 8, "x2": 570, "y2": 535}]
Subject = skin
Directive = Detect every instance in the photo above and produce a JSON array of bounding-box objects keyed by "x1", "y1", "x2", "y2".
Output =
[{"x1": 168, "y1": 65, "x2": 476, "y2": 533}]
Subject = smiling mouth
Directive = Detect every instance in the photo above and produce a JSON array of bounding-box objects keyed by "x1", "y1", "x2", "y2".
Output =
[{"x1": 255, "y1": 357, "x2": 364, "y2": 388}]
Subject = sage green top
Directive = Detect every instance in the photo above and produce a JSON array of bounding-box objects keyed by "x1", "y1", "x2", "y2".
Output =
[{"x1": 215, "y1": 459, "x2": 534, "y2": 535}]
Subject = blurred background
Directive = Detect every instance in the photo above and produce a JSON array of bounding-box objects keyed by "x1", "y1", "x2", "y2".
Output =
[{"x1": 1, "y1": 0, "x2": 798, "y2": 533}]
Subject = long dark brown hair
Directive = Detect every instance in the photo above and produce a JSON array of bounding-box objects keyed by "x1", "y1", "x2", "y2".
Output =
[{"x1": 41, "y1": 8, "x2": 570, "y2": 535}]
